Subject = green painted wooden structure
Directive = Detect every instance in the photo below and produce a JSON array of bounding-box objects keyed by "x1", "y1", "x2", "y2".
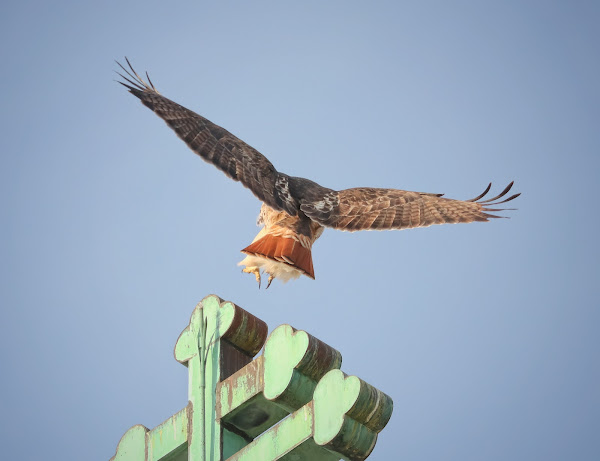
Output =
[{"x1": 111, "y1": 295, "x2": 393, "y2": 461}]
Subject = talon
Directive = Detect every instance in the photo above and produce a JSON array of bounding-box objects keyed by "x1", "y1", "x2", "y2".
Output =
[
  {"x1": 242, "y1": 266, "x2": 262, "y2": 288},
  {"x1": 266, "y1": 274, "x2": 275, "y2": 289}
]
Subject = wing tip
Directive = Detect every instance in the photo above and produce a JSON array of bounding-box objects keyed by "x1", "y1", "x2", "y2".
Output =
[
  {"x1": 115, "y1": 57, "x2": 160, "y2": 95},
  {"x1": 469, "y1": 181, "x2": 520, "y2": 207},
  {"x1": 473, "y1": 181, "x2": 520, "y2": 219}
]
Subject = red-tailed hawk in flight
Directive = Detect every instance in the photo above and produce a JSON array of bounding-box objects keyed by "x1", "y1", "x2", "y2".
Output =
[{"x1": 117, "y1": 59, "x2": 520, "y2": 288}]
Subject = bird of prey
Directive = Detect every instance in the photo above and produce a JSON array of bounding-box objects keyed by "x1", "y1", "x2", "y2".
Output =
[{"x1": 117, "y1": 59, "x2": 520, "y2": 288}]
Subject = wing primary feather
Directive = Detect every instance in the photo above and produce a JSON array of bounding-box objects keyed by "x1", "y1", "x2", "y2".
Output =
[
  {"x1": 145, "y1": 71, "x2": 156, "y2": 91},
  {"x1": 466, "y1": 183, "x2": 492, "y2": 202},
  {"x1": 124, "y1": 56, "x2": 143, "y2": 84},
  {"x1": 117, "y1": 57, "x2": 157, "y2": 93},
  {"x1": 115, "y1": 73, "x2": 144, "y2": 92},
  {"x1": 478, "y1": 181, "x2": 514, "y2": 203},
  {"x1": 482, "y1": 207, "x2": 516, "y2": 212},
  {"x1": 115, "y1": 60, "x2": 141, "y2": 87},
  {"x1": 488, "y1": 192, "x2": 521, "y2": 205}
]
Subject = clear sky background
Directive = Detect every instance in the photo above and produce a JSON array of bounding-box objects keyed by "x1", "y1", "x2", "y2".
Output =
[{"x1": 1, "y1": 1, "x2": 598, "y2": 460}]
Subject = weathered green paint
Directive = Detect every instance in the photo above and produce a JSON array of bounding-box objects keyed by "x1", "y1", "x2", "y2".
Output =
[
  {"x1": 313, "y1": 370, "x2": 393, "y2": 460},
  {"x1": 217, "y1": 355, "x2": 289, "y2": 439},
  {"x1": 226, "y1": 404, "x2": 316, "y2": 461},
  {"x1": 111, "y1": 425, "x2": 147, "y2": 461},
  {"x1": 217, "y1": 356, "x2": 264, "y2": 417},
  {"x1": 263, "y1": 325, "x2": 342, "y2": 412},
  {"x1": 147, "y1": 409, "x2": 188, "y2": 460},
  {"x1": 111, "y1": 294, "x2": 392, "y2": 461},
  {"x1": 222, "y1": 428, "x2": 249, "y2": 460}
]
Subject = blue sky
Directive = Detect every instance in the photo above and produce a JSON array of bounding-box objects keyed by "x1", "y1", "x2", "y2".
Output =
[{"x1": 1, "y1": 1, "x2": 599, "y2": 460}]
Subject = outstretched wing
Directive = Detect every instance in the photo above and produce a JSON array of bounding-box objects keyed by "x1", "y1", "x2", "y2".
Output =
[
  {"x1": 116, "y1": 59, "x2": 299, "y2": 216},
  {"x1": 300, "y1": 182, "x2": 520, "y2": 232}
]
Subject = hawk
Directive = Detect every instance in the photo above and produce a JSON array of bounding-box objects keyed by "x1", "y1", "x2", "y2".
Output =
[{"x1": 117, "y1": 59, "x2": 520, "y2": 288}]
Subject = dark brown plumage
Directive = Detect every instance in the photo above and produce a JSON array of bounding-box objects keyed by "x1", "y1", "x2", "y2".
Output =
[{"x1": 117, "y1": 59, "x2": 520, "y2": 287}]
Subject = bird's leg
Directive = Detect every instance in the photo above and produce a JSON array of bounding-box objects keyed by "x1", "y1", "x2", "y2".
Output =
[
  {"x1": 242, "y1": 266, "x2": 262, "y2": 289},
  {"x1": 266, "y1": 274, "x2": 275, "y2": 289}
]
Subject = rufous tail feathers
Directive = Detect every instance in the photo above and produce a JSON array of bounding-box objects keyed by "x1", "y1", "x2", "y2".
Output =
[{"x1": 241, "y1": 234, "x2": 315, "y2": 279}]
